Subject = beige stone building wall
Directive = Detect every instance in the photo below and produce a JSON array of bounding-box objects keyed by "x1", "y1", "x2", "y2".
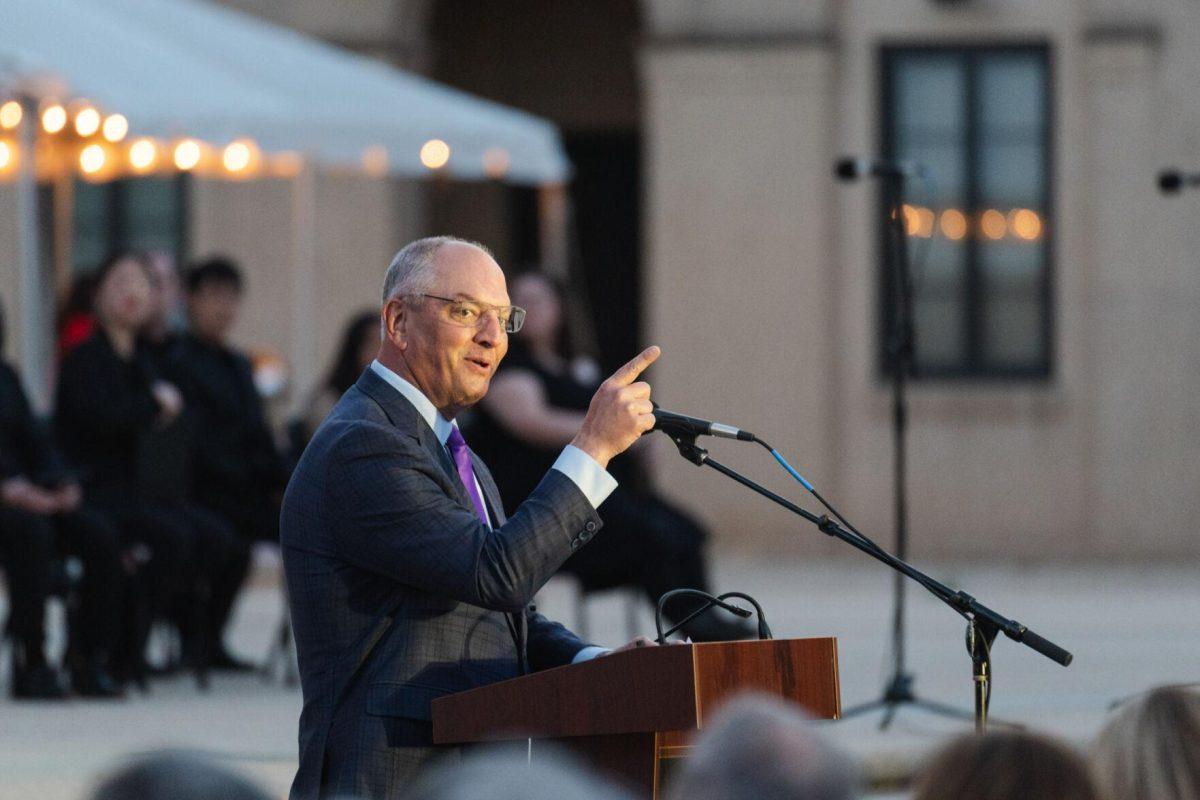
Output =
[{"x1": 7, "y1": 0, "x2": 1196, "y2": 561}]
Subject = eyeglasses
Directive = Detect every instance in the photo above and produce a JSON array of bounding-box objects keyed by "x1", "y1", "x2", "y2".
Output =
[{"x1": 410, "y1": 293, "x2": 526, "y2": 334}]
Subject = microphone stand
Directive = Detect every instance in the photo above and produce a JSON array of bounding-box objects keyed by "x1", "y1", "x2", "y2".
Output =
[{"x1": 660, "y1": 428, "x2": 1072, "y2": 733}]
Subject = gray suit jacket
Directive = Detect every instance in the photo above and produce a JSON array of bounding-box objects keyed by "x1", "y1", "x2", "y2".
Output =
[{"x1": 282, "y1": 368, "x2": 600, "y2": 800}]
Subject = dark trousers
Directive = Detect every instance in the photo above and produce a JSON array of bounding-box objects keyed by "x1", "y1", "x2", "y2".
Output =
[
  {"x1": 0, "y1": 506, "x2": 55, "y2": 661},
  {"x1": 55, "y1": 507, "x2": 124, "y2": 664}
]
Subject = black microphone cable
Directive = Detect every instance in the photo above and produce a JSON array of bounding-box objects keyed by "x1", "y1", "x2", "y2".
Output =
[{"x1": 654, "y1": 588, "x2": 771, "y2": 644}]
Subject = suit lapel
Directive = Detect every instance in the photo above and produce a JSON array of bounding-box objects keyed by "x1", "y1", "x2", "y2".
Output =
[{"x1": 354, "y1": 368, "x2": 475, "y2": 513}]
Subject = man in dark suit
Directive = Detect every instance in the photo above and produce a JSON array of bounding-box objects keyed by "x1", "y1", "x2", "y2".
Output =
[
  {"x1": 282, "y1": 236, "x2": 660, "y2": 799},
  {"x1": 167, "y1": 257, "x2": 287, "y2": 668}
]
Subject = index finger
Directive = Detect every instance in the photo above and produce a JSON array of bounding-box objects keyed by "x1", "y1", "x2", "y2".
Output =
[{"x1": 608, "y1": 345, "x2": 661, "y2": 387}]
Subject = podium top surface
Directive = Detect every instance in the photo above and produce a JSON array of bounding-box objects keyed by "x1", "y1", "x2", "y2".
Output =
[{"x1": 433, "y1": 637, "x2": 839, "y2": 744}]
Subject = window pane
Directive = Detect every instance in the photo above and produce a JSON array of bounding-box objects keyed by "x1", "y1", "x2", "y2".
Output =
[
  {"x1": 984, "y1": 289, "x2": 1044, "y2": 367},
  {"x1": 120, "y1": 179, "x2": 181, "y2": 253},
  {"x1": 73, "y1": 181, "x2": 111, "y2": 274}
]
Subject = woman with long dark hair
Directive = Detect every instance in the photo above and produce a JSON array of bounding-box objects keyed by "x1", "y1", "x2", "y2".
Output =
[
  {"x1": 297, "y1": 310, "x2": 379, "y2": 446},
  {"x1": 55, "y1": 251, "x2": 237, "y2": 685},
  {"x1": 469, "y1": 272, "x2": 751, "y2": 641}
]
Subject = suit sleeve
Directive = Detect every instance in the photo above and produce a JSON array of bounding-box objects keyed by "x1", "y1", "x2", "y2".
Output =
[
  {"x1": 525, "y1": 606, "x2": 591, "y2": 670},
  {"x1": 325, "y1": 423, "x2": 603, "y2": 613}
]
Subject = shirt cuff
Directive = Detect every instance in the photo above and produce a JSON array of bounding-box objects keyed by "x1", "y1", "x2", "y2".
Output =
[
  {"x1": 571, "y1": 645, "x2": 611, "y2": 664},
  {"x1": 551, "y1": 445, "x2": 618, "y2": 509}
]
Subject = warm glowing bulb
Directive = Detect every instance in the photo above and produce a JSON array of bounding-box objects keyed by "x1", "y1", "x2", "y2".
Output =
[
  {"x1": 0, "y1": 141, "x2": 12, "y2": 169},
  {"x1": 362, "y1": 145, "x2": 388, "y2": 177},
  {"x1": 939, "y1": 209, "x2": 968, "y2": 241},
  {"x1": 174, "y1": 139, "x2": 201, "y2": 170},
  {"x1": 916, "y1": 207, "x2": 935, "y2": 238},
  {"x1": 223, "y1": 141, "x2": 250, "y2": 172},
  {"x1": 129, "y1": 138, "x2": 158, "y2": 171},
  {"x1": 41, "y1": 104, "x2": 67, "y2": 134},
  {"x1": 482, "y1": 147, "x2": 510, "y2": 179},
  {"x1": 80, "y1": 144, "x2": 106, "y2": 174},
  {"x1": 74, "y1": 107, "x2": 101, "y2": 137},
  {"x1": 902, "y1": 204, "x2": 922, "y2": 236},
  {"x1": 419, "y1": 138, "x2": 450, "y2": 170},
  {"x1": 980, "y1": 209, "x2": 1007, "y2": 240},
  {"x1": 102, "y1": 114, "x2": 128, "y2": 142},
  {"x1": 1009, "y1": 208, "x2": 1042, "y2": 241},
  {"x1": 0, "y1": 101, "x2": 22, "y2": 130}
]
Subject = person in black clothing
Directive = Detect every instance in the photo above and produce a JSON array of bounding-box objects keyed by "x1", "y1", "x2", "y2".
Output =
[
  {"x1": 469, "y1": 272, "x2": 752, "y2": 642},
  {"x1": 166, "y1": 258, "x2": 288, "y2": 668},
  {"x1": 0, "y1": 301, "x2": 125, "y2": 698},
  {"x1": 56, "y1": 252, "x2": 238, "y2": 684}
]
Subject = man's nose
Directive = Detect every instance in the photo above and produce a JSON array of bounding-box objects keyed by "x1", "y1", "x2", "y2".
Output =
[{"x1": 475, "y1": 311, "x2": 504, "y2": 346}]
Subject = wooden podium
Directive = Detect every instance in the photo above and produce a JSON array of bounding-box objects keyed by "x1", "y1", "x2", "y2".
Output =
[{"x1": 433, "y1": 637, "x2": 840, "y2": 798}]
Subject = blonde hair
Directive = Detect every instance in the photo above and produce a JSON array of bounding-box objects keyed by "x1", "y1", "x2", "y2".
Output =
[{"x1": 1091, "y1": 684, "x2": 1200, "y2": 800}]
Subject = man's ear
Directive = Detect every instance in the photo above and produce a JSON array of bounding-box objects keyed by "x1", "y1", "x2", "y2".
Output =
[{"x1": 383, "y1": 298, "x2": 408, "y2": 351}]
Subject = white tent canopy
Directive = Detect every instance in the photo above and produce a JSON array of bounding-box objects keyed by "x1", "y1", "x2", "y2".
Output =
[{"x1": 1, "y1": 0, "x2": 570, "y2": 184}]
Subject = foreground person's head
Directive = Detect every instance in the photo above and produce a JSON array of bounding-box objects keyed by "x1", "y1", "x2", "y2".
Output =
[
  {"x1": 666, "y1": 694, "x2": 858, "y2": 800},
  {"x1": 913, "y1": 730, "x2": 1099, "y2": 800},
  {"x1": 1091, "y1": 684, "x2": 1200, "y2": 800},
  {"x1": 89, "y1": 751, "x2": 273, "y2": 800}
]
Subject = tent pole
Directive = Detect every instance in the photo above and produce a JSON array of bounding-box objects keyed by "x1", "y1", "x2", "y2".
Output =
[
  {"x1": 537, "y1": 182, "x2": 568, "y2": 277},
  {"x1": 16, "y1": 95, "x2": 51, "y2": 413},
  {"x1": 289, "y1": 158, "x2": 318, "y2": 416}
]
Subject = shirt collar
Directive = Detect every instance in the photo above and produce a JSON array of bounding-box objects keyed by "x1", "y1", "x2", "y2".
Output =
[{"x1": 369, "y1": 360, "x2": 457, "y2": 446}]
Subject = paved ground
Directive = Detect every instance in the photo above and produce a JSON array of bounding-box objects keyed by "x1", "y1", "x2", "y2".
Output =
[{"x1": 2, "y1": 555, "x2": 1197, "y2": 799}]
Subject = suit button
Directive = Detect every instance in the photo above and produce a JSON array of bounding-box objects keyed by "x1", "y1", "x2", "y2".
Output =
[
  {"x1": 570, "y1": 539, "x2": 580, "y2": 549},
  {"x1": 585, "y1": 521, "x2": 597, "y2": 532}
]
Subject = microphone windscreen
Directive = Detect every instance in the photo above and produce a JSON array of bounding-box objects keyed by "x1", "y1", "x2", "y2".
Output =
[{"x1": 1159, "y1": 170, "x2": 1182, "y2": 194}]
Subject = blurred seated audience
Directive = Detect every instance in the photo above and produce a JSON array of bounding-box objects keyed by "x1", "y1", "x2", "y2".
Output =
[
  {"x1": 0, "y1": 299, "x2": 125, "y2": 698},
  {"x1": 912, "y1": 729, "x2": 1099, "y2": 800},
  {"x1": 407, "y1": 747, "x2": 631, "y2": 800},
  {"x1": 89, "y1": 750, "x2": 273, "y2": 800},
  {"x1": 296, "y1": 309, "x2": 378, "y2": 450},
  {"x1": 162, "y1": 257, "x2": 288, "y2": 669},
  {"x1": 55, "y1": 251, "x2": 240, "y2": 684},
  {"x1": 1091, "y1": 683, "x2": 1200, "y2": 800},
  {"x1": 665, "y1": 694, "x2": 857, "y2": 800},
  {"x1": 141, "y1": 249, "x2": 185, "y2": 360},
  {"x1": 468, "y1": 271, "x2": 751, "y2": 641}
]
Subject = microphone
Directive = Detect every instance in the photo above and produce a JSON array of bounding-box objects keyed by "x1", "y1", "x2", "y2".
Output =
[
  {"x1": 835, "y1": 156, "x2": 925, "y2": 181},
  {"x1": 1158, "y1": 169, "x2": 1200, "y2": 194},
  {"x1": 652, "y1": 405, "x2": 755, "y2": 442}
]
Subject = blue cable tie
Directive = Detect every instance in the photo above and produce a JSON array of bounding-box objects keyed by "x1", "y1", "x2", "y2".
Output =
[{"x1": 770, "y1": 448, "x2": 814, "y2": 492}]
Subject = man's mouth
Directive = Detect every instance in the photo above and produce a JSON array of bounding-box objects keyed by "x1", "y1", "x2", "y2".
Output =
[{"x1": 465, "y1": 356, "x2": 491, "y2": 371}]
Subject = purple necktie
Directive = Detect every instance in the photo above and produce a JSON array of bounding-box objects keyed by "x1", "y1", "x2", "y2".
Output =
[{"x1": 445, "y1": 426, "x2": 489, "y2": 525}]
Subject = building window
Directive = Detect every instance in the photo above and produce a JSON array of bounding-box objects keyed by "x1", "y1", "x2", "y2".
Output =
[
  {"x1": 880, "y1": 45, "x2": 1053, "y2": 379},
  {"x1": 72, "y1": 176, "x2": 188, "y2": 273}
]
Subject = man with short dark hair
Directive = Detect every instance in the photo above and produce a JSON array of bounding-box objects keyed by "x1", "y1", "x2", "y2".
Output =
[
  {"x1": 283, "y1": 236, "x2": 662, "y2": 799},
  {"x1": 169, "y1": 256, "x2": 287, "y2": 669}
]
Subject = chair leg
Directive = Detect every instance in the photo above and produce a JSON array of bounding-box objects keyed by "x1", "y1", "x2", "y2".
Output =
[{"x1": 574, "y1": 581, "x2": 590, "y2": 641}]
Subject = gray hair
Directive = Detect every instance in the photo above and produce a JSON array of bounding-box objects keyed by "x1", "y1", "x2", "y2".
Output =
[
  {"x1": 89, "y1": 750, "x2": 273, "y2": 800},
  {"x1": 666, "y1": 694, "x2": 858, "y2": 800},
  {"x1": 381, "y1": 235, "x2": 493, "y2": 305},
  {"x1": 1091, "y1": 684, "x2": 1200, "y2": 800},
  {"x1": 407, "y1": 746, "x2": 631, "y2": 800}
]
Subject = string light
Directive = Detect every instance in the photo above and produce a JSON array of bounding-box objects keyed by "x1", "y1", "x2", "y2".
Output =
[
  {"x1": 1009, "y1": 208, "x2": 1042, "y2": 241},
  {"x1": 419, "y1": 138, "x2": 450, "y2": 170},
  {"x1": 79, "y1": 144, "x2": 106, "y2": 174},
  {"x1": 102, "y1": 114, "x2": 128, "y2": 142},
  {"x1": 41, "y1": 104, "x2": 67, "y2": 134},
  {"x1": 980, "y1": 209, "x2": 1007, "y2": 240},
  {"x1": 222, "y1": 140, "x2": 251, "y2": 173},
  {"x1": 939, "y1": 209, "x2": 967, "y2": 241},
  {"x1": 0, "y1": 101, "x2": 22, "y2": 130},
  {"x1": 0, "y1": 141, "x2": 12, "y2": 170},
  {"x1": 174, "y1": 139, "x2": 201, "y2": 171},
  {"x1": 361, "y1": 145, "x2": 388, "y2": 177},
  {"x1": 482, "y1": 147, "x2": 510, "y2": 179},
  {"x1": 74, "y1": 107, "x2": 101, "y2": 137},
  {"x1": 129, "y1": 138, "x2": 159, "y2": 172}
]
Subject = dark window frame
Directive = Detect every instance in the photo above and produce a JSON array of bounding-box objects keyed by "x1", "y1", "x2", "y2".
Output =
[
  {"x1": 878, "y1": 43, "x2": 1056, "y2": 381},
  {"x1": 71, "y1": 174, "x2": 190, "y2": 274}
]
